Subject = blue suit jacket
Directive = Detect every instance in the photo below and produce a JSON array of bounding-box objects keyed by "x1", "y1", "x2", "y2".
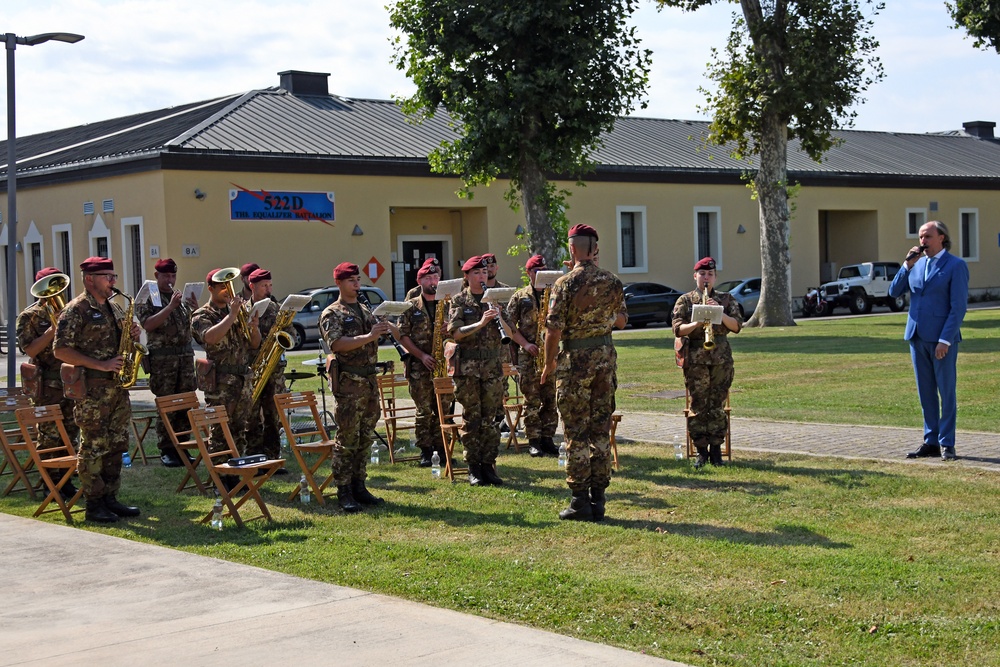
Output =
[{"x1": 889, "y1": 251, "x2": 969, "y2": 344}]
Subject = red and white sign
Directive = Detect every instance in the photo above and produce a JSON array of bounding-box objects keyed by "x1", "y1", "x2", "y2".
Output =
[{"x1": 366, "y1": 256, "x2": 385, "y2": 283}]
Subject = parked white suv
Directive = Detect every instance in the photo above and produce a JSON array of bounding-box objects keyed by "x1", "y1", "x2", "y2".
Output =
[{"x1": 818, "y1": 262, "x2": 907, "y2": 315}]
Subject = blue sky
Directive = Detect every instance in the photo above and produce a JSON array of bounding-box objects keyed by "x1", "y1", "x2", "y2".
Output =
[{"x1": 2, "y1": 1, "x2": 998, "y2": 139}]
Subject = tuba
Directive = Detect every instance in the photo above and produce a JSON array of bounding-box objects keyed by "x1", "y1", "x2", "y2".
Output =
[
  {"x1": 249, "y1": 304, "x2": 296, "y2": 405},
  {"x1": 111, "y1": 288, "x2": 149, "y2": 388},
  {"x1": 30, "y1": 272, "x2": 71, "y2": 329},
  {"x1": 210, "y1": 267, "x2": 253, "y2": 342},
  {"x1": 702, "y1": 287, "x2": 716, "y2": 350}
]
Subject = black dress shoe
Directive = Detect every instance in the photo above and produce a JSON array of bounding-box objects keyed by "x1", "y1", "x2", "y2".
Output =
[
  {"x1": 85, "y1": 499, "x2": 119, "y2": 523},
  {"x1": 941, "y1": 447, "x2": 957, "y2": 461},
  {"x1": 104, "y1": 495, "x2": 141, "y2": 517},
  {"x1": 907, "y1": 444, "x2": 941, "y2": 459},
  {"x1": 160, "y1": 452, "x2": 185, "y2": 468}
]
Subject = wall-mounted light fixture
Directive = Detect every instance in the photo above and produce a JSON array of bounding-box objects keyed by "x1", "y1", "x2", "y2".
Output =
[
  {"x1": 737, "y1": 224, "x2": 746, "y2": 234},
  {"x1": 515, "y1": 224, "x2": 525, "y2": 236},
  {"x1": 194, "y1": 188, "x2": 206, "y2": 200},
  {"x1": 352, "y1": 224, "x2": 364, "y2": 236},
  {"x1": 14, "y1": 242, "x2": 23, "y2": 253}
]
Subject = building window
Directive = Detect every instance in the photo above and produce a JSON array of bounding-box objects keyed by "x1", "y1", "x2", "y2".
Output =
[
  {"x1": 694, "y1": 206, "x2": 722, "y2": 269},
  {"x1": 616, "y1": 206, "x2": 647, "y2": 273},
  {"x1": 30, "y1": 243, "x2": 42, "y2": 280},
  {"x1": 96, "y1": 237, "x2": 108, "y2": 258},
  {"x1": 959, "y1": 208, "x2": 979, "y2": 262},
  {"x1": 906, "y1": 208, "x2": 926, "y2": 238}
]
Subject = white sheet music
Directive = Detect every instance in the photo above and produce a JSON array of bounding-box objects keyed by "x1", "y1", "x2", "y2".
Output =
[
  {"x1": 483, "y1": 287, "x2": 517, "y2": 303},
  {"x1": 280, "y1": 294, "x2": 312, "y2": 312},
  {"x1": 692, "y1": 304, "x2": 724, "y2": 325},
  {"x1": 533, "y1": 270, "x2": 563, "y2": 289},
  {"x1": 436, "y1": 279, "x2": 464, "y2": 300},
  {"x1": 183, "y1": 282, "x2": 205, "y2": 302},
  {"x1": 372, "y1": 301, "x2": 413, "y2": 317}
]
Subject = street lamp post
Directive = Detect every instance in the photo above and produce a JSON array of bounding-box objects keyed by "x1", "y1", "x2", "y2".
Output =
[{"x1": 4, "y1": 31, "x2": 84, "y2": 388}]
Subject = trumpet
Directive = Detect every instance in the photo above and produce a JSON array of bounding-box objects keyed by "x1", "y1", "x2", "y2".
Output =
[
  {"x1": 358, "y1": 292, "x2": 410, "y2": 362},
  {"x1": 30, "y1": 272, "x2": 71, "y2": 329},
  {"x1": 702, "y1": 287, "x2": 716, "y2": 350},
  {"x1": 210, "y1": 267, "x2": 253, "y2": 342},
  {"x1": 111, "y1": 288, "x2": 149, "y2": 388}
]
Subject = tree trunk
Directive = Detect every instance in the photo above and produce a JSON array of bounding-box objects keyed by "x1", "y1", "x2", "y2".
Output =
[
  {"x1": 518, "y1": 156, "x2": 559, "y2": 268},
  {"x1": 746, "y1": 111, "x2": 796, "y2": 327}
]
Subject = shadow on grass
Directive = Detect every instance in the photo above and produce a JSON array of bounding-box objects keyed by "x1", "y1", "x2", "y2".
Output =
[
  {"x1": 604, "y1": 518, "x2": 852, "y2": 549},
  {"x1": 618, "y1": 454, "x2": 789, "y2": 495},
  {"x1": 738, "y1": 458, "x2": 902, "y2": 488}
]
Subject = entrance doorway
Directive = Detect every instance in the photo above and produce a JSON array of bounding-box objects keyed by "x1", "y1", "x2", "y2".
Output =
[{"x1": 399, "y1": 240, "x2": 445, "y2": 297}]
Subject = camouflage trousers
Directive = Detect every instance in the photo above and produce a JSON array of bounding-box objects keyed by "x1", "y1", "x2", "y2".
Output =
[
  {"x1": 683, "y1": 362, "x2": 734, "y2": 447},
  {"x1": 556, "y1": 347, "x2": 617, "y2": 492},
  {"x1": 407, "y1": 369, "x2": 448, "y2": 454},
  {"x1": 73, "y1": 383, "x2": 131, "y2": 500},
  {"x1": 246, "y1": 373, "x2": 286, "y2": 460},
  {"x1": 454, "y1": 373, "x2": 503, "y2": 466},
  {"x1": 204, "y1": 375, "x2": 254, "y2": 455},
  {"x1": 517, "y1": 361, "x2": 557, "y2": 439},
  {"x1": 331, "y1": 373, "x2": 379, "y2": 486},
  {"x1": 34, "y1": 381, "x2": 80, "y2": 460},
  {"x1": 148, "y1": 354, "x2": 196, "y2": 455}
]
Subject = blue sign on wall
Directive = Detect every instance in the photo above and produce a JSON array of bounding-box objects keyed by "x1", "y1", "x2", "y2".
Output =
[{"x1": 229, "y1": 186, "x2": 335, "y2": 225}]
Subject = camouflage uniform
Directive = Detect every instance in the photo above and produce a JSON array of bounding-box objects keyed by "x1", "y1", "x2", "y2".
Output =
[
  {"x1": 135, "y1": 290, "x2": 196, "y2": 455},
  {"x1": 246, "y1": 300, "x2": 292, "y2": 459},
  {"x1": 321, "y1": 298, "x2": 380, "y2": 486},
  {"x1": 397, "y1": 294, "x2": 449, "y2": 458},
  {"x1": 16, "y1": 302, "x2": 80, "y2": 459},
  {"x1": 191, "y1": 302, "x2": 254, "y2": 454},
  {"x1": 405, "y1": 285, "x2": 422, "y2": 300},
  {"x1": 546, "y1": 260, "x2": 624, "y2": 493},
  {"x1": 53, "y1": 293, "x2": 132, "y2": 501},
  {"x1": 447, "y1": 287, "x2": 504, "y2": 468},
  {"x1": 506, "y1": 286, "x2": 557, "y2": 440},
  {"x1": 672, "y1": 289, "x2": 743, "y2": 447}
]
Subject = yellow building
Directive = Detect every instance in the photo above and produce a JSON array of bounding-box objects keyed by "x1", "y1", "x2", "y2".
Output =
[{"x1": 2, "y1": 70, "x2": 998, "y2": 316}]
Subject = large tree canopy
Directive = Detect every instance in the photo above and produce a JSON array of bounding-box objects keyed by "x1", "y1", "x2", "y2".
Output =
[
  {"x1": 659, "y1": 0, "x2": 884, "y2": 326},
  {"x1": 389, "y1": 1, "x2": 651, "y2": 267},
  {"x1": 947, "y1": 0, "x2": 1000, "y2": 52}
]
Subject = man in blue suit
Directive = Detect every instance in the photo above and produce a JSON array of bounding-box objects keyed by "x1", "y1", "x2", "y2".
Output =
[{"x1": 889, "y1": 221, "x2": 969, "y2": 461}]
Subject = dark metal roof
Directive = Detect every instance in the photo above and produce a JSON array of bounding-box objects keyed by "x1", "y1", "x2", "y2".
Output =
[{"x1": 5, "y1": 85, "x2": 1000, "y2": 188}]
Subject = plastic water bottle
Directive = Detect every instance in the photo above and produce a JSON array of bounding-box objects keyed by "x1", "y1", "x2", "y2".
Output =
[
  {"x1": 122, "y1": 451, "x2": 132, "y2": 468},
  {"x1": 674, "y1": 435, "x2": 684, "y2": 460},
  {"x1": 211, "y1": 497, "x2": 223, "y2": 530},
  {"x1": 299, "y1": 474, "x2": 311, "y2": 504},
  {"x1": 370, "y1": 442, "x2": 380, "y2": 465},
  {"x1": 558, "y1": 442, "x2": 567, "y2": 468},
  {"x1": 431, "y1": 451, "x2": 441, "y2": 478}
]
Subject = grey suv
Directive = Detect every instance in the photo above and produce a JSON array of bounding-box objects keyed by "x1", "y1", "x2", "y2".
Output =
[{"x1": 290, "y1": 285, "x2": 387, "y2": 349}]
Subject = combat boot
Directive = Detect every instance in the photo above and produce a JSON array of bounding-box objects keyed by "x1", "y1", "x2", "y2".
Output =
[
  {"x1": 590, "y1": 487, "x2": 607, "y2": 522},
  {"x1": 540, "y1": 436, "x2": 560, "y2": 457},
  {"x1": 467, "y1": 464, "x2": 487, "y2": 487},
  {"x1": 527, "y1": 438, "x2": 544, "y2": 457},
  {"x1": 337, "y1": 485, "x2": 363, "y2": 513},
  {"x1": 85, "y1": 498, "x2": 119, "y2": 523},
  {"x1": 480, "y1": 464, "x2": 504, "y2": 486},
  {"x1": 104, "y1": 495, "x2": 141, "y2": 517},
  {"x1": 418, "y1": 449, "x2": 434, "y2": 468},
  {"x1": 559, "y1": 490, "x2": 594, "y2": 521},
  {"x1": 694, "y1": 446, "x2": 710, "y2": 469},
  {"x1": 709, "y1": 444, "x2": 725, "y2": 466},
  {"x1": 351, "y1": 478, "x2": 385, "y2": 505}
]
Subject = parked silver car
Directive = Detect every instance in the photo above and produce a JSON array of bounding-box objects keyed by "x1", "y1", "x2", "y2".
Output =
[
  {"x1": 289, "y1": 285, "x2": 387, "y2": 349},
  {"x1": 716, "y1": 277, "x2": 760, "y2": 319}
]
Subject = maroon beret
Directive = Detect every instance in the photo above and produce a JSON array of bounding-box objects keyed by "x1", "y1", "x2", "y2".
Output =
[
  {"x1": 482, "y1": 253, "x2": 497, "y2": 264},
  {"x1": 568, "y1": 224, "x2": 598, "y2": 240},
  {"x1": 461, "y1": 255, "x2": 487, "y2": 272},
  {"x1": 207, "y1": 268, "x2": 223, "y2": 285},
  {"x1": 525, "y1": 255, "x2": 546, "y2": 272},
  {"x1": 240, "y1": 262, "x2": 259, "y2": 278},
  {"x1": 417, "y1": 258, "x2": 440, "y2": 279},
  {"x1": 248, "y1": 268, "x2": 272, "y2": 284},
  {"x1": 333, "y1": 262, "x2": 360, "y2": 281},
  {"x1": 154, "y1": 258, "x2": 177, "y2": 273},
  {"x1": 694, "y1": 257, "x2": 717, "y2": 272},
  {"x1": 80, "y1": 256, "x2": 114, "y2": 273},
  {"x1": 35, "y1": 267, "x2": 62, "y2": 282}
]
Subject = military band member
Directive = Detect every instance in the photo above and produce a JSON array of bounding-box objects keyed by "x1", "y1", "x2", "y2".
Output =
[
  {"x1": 135, "y1": 258, "x2": 198, "y2": 468},
  {"x1": 405, "y1": 257, "x2": 441, "y2": 300},
  {"x1": 191, "y1": 269, "x2": 261, "y2": 457},
  {"x1": 672, "y1": 257, "x2": 742, "y2": 468},
  {"x1": 321, "y1": 262, "x2": 388, "y2": 513},
  {"x1": 448, "y1": 255, "x2": 506, "y2": 486},
  {"x1": 17, "y1": 267, "x2": 80, "y2": 499},
  {"x1": 398, "y1": 260, "x2": 449, "y2": 467},
  {"x1": 245, "y1": 268, "x2": 290, "y2": 472},
  {"x1": 505, "y1": 255, "x2": 558, "y2": 457},
  {"x1": 53, "y1": 257, "x2": 142, "y2": 523},
  {"x1": 482, "y1": 253, "x2": 509, "y2": 289},
  {"x1": 543, "y1": 225, "x2": 627, "y2": 522},
  {"x1": 239, "y1": 262, "x2": 259, "y2": 301}
]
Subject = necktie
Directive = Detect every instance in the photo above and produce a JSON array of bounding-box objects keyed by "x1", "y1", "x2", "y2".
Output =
[{"x1": 924, "y1": 256, "x2": 935, "y2": 281}]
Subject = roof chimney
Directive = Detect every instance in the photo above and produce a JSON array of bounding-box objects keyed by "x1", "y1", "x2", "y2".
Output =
[
  {"x1": 963, "y1": 120, "x2": 996, "y2": 140},
  {"x1": 277, "y1": 70, "x2": 330, "y2": 96}
]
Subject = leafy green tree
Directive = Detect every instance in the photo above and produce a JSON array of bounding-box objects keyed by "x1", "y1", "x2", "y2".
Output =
[
  {"x1": 658, "y1": 0, "x2": 884, "y2": 326},
  {"x1": 388, "y1": 1, "x2": 651, "y2": 267},
  {"x1": 947, "y1": 1, "x2": 1000, "y2": 52}
]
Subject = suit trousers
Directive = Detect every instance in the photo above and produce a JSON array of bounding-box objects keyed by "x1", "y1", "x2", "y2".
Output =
[{"x1": 910, "y1": 338, "x2": 959, "y2": 448}]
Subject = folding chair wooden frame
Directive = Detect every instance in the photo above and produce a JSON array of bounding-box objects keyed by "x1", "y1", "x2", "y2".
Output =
[
  {"x1": 14, "y1": 404, "x2": 83, "y2": 521},
  {"x1": 155, "y1": 392, "x2": 208, "y2": 495},
  {"x1": 376, "y1": 372, "x2": 419, "y2": 464},
  {"x1": 501, "y1": 363, "x2": 526, "y2": 452},
  {"x1": 129, "y1": 410, "x2": 158, "y2": 465},
  {"x1": 188, "y1": 406, "x2": 286, "y2": 527},
  {"x1": 433, "y1": 377, "x2": 468, "y2": 482},
  {"x1": 610, "y1": 412, "x2": 622, "y2": 471},
  {"x1": 683, "y1": 388, "x2": 732, "y2": 461},
  {"x1": 2, "y1": 393, "x2": 40, "y2": 498},
  {"x1": 274, "y1": 391, "x2": 335, "y2": 505}
]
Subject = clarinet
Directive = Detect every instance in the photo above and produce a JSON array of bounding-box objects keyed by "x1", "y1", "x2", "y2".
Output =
[
  {"x1": 482, "y1": 282, "x2": 512, "y2": 344},
  {"x1": 358, "y1": 292, "x2": 410, "y2": 362}
]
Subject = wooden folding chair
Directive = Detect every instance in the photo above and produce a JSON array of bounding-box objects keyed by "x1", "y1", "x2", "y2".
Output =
[
  {"x1": 610, "y1": 413, "x2": 622, "y2": 471},
  {"x1": 14, "y1": 404, "x2": 83, "y2": 521},
  {"x1": 683, "y1": 388, "x2": 732, "y2": 462},
  {"x1": 433, "y1": 377, "x2": 467, "y2": 482},
  {"x1": 376, "y1": 372, "x2": 419, "y2": 463},
  {"x1": 274, "y1": 391, "x2": 335, "y2": 505},
  {"x1": 501, "y1": 363, "x2": 526, "y2": 452},
  {"x1": 1, "y1": 393, "x2": 40, "y2": 498},
  {"x1": 155, "y1": 392, "x2": 208, "y2": 495},
  {"x1": 129, "y1": 409, "x2": 158, "y2": 465},
  {"x1": 188, "y1": 406, "x2": 286, "y2": 528}
]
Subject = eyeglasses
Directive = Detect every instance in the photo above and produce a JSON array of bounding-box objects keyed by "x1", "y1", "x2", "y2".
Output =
[{"x1": 92, "y1": 273, "x2": 118, "y2": 280}]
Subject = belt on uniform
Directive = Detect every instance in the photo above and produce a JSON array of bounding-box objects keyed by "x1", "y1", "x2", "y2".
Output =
[
  {"x1": 84, "y1": 369, "x2": 115, "y2": 379},
  {"x1": 147, "y1": 345, "x2": 194, "y2": 357},
  {"x1": 340, "y1": 364, "x2": 377, "y2": 377},
  {"x1": 217, "y1": 363, "x2": 250, "y2": 376},
  {"x1": 460, "y1": 348, "x2": 499, "y2": 360},
  {"x1": 562, "y1": 335, "x2": 613, "y2": 351},
  {"x1": 42, "y1": 368, "x2": 63, "y2": 381}
]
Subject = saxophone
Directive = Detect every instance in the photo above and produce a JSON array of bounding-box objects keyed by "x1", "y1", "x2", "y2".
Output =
[
  {"x1": 249, "y1": 305, "x2": 296, "y2": 405},
  {"x1": 432, "y1": 295, "x2": 449, "y2": 378},
  {"x1": 111, "y1": 288, "x2": 149, "y2": 388},
  {"x1": 535, "y1": 287, "x2": 550, "y2": 375},
  {"x1": 702, "y1": 286, "x2": 716, "y2": 350}
]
